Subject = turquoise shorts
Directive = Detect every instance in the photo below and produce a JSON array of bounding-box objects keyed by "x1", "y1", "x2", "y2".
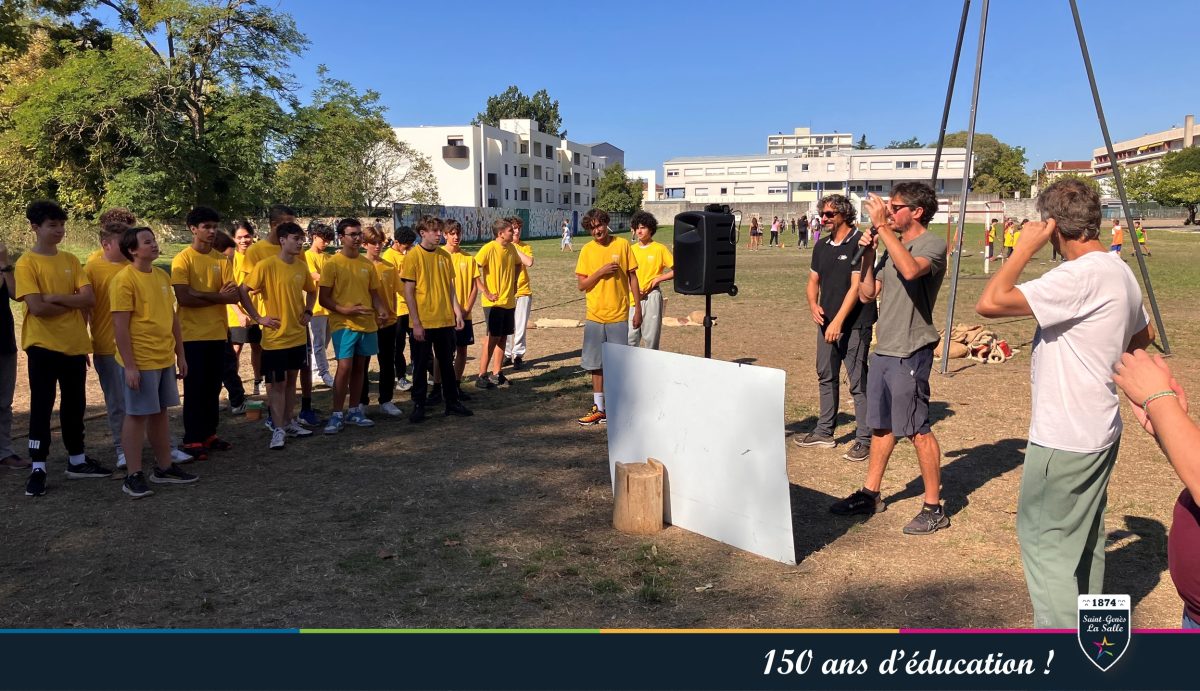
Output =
[{"x1": 331, "y1": 329, "x2": 379, "y2": 359}]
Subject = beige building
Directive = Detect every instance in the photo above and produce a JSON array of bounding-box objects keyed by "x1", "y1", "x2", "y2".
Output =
[
  {"x1": 767, "y1": 127, "x2": 854, "y2": 156},
  {"x1": 1092, "y1": 114, "x2": 1197, "y2": 194}
]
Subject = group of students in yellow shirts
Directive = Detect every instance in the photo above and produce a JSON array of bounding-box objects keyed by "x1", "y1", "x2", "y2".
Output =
[{"x1": 7, "y1": 200, "x2": 676, "y2": 500}]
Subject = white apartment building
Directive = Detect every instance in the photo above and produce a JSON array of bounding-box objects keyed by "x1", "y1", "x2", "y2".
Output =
[
  {"x1": 1092, "y1": 113, "x2": 1196, "y2": 196},
  {"x1": 767, "y1": 127, "x2": 854, "y2": 156},
  {"x1": 663, "y1": 148, "x2": 971, "y2": 207},
  {"x1": 392, "y1": 118, "x2": 620, "y2": 213}
]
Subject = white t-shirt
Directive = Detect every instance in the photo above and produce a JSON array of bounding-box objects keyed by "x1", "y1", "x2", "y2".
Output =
[{"x1": 1016, "y1": 251, "x2": 1148, "y2": 452}]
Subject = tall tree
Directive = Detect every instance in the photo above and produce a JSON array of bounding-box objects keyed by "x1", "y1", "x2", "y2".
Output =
[
  {"x1": 595, "y1": 163, "x2": 641, "y2": 214},
  {"x1": 1119, "y1": 163, "x2": 1158, "y2": 214},
  {"x1": 940, "y1": 131, "x2": 1030, "y2": 197},
  {"x1": 853, "y1": 134, "x2": 873, "y2": 150},
  {"x1": 473, "y1": 85, "x2": 564, "y2": 138},
  {"x1": 887, "y1": 136, "x2": 922, "y2": 149},
  {"x1": 1155, "y1": 148, "x2": 1200, "y2": 224},
  {"x1": 1046, "y1": 171, "x2": 1101, "y2": 196}
]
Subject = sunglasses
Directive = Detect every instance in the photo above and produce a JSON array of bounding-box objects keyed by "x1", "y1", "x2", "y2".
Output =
[
  {"x1": 888, "y1": 203, "x2": 916, "y2": 213},
  {"x1": 820, "y1": 211, "x2": 839, "y2": 218}
]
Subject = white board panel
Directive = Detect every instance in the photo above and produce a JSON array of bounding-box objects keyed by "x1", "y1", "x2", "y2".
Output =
[{"x1": 603, "y1": 343, "x2": 795, "y2": 565}]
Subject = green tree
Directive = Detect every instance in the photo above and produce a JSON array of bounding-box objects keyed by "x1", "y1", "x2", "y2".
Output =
[
  {"x1": 1119, "y1": 163, "x2": 1158, "y2": 214},
  {"x1": 1154, "y1": 148, "x2": 1200, "y2": 224},
  {"x1": 940, "y1": 131, "x2": 1030, "y2": 197},
  {"x1": 853, "y1": 134, "x2": 873, "y2": 150},
  {"x1": 473, "y1": 85, "x2": 564, "y2": 138},
  {"x1": 595, "y1": 163, "x2": 641, "y2": 214},
  {"x1": 1045, "y1": 171, "x2": 1102, "y2": 196},
  {"x1": 887, "y1": 136, "x2": 922, "y2": 149}
]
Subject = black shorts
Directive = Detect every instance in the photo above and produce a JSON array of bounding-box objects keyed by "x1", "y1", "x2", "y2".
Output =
[
  {"x1": 456, "y1": 320, "x2": 475, "y2": 347},
  {"x1": 261, "y1": 344, "x2": 306, "y2": 384},
  {"x1": 230, "y1": 325, "x2": 262, "y2": 345},
  {"x1": 484, "y1": 307, "x2": 515, "y2": 337}
]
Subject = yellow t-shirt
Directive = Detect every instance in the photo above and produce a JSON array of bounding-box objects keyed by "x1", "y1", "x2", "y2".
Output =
[
  {"x1": 450, "y1": 250, "x2": 480, "y2": 317},
  {"x1": 305, "y1": 248, "x2": 330, "y2": 317},
  {"x1": 84, "y1": 254, "x2": 131, "y2": 355},
  {"x1": 110, "y1": 265, "x2": 176, "y2": 369},
  {"x1": 513, "y1": 241, "x2": 533, "y2": 297},
  {"x1": 399, "y1": 245, "x2": 456, "y2": 330},
  {"x1": 87, "y1": 248, "x2": 102, "y2": 264},
  {"x1": 244, "y1": 240, "x2": 281, "y2": 272},
  {"x1": 631, "y1": 240, "x2": 674, "y2": 294},
  {"x1": 170, "y1": 246, "x2": 232, "y2": 342},
  {"x1": 319, "y1": 252, "x2": 381, "y2": 333},
  {"x1": 381, "y1": 246, "x2": 409, "y2": 316},
  {"x1": 371, "y1": 258, "x2": 399, "y2": 328},
  {"x1": 227, "y1": 252, "x2": 247, "y2": 329},
  {"x1": 14, "y1": 250, "x2": 92, "y2": 355},
  {"x1": 474, "y1": 240, "x2": 521, "y2": 309},
  {"x1": 244, "y1": 255, "x2": 317, "y2": 350},
  {"x1": 575, "y1": 236, "x2": 638, "y2": 324}
]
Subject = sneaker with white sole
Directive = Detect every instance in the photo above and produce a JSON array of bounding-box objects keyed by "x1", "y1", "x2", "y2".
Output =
[
  {"x1": 122, "y1": 471, "x2": 153, "y2": 499},
  {"x1": 229, "y1": 401, "x2": 247, "y2": 415},
  {"x1": 902, "y1": 506, "x2": 950, "y2": 535},
  {"x1": 380, "y1": 401, "x2": 404, "y2": 417},
  {"x1": 171, "y1": 448, "x2": 194, "y2": 464},
  {"x1": 269, "y1": 427, "x2": 286, "y2": 450},
  {"x1": 395, "y1": 377, "x2": 413, "y2": 392},
  {"x1": 65, "y1": 457, "x2": 114, "y2": 479},
  {"x1": 842, "y1": 441, "x2": 870, "y2": 462},
  {"x1": 252, "y1": 379, "x2": 262, "y2": 396},
  {"x1": 285, "y1": 421, "x2": 313, "y2": 438},
  {"x1": 794, "y1": 432, "x2": 836, "y2": 448},
  {"x1": 346, "y1": 409, "x2": 375, "y2": 427},
  {"x1": 323, "y1": 411, "x2": 345, "y2": 435},
  {"x1": 149, "y1": 463, "x2": 198, "y2": 485}
]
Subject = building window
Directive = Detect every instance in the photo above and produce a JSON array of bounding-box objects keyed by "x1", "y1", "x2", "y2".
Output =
[
  {"x1": 534, "y1": 165, "x2": 542, "y2": 179},
  {"x1": 573, "y1": 172, "x2": 580, "y2": 185},
  {"x1": 947, "y1": 161, "x2": 965, "y2": 168},
  {"x1": 768, "y1": 186, "x2": 787, "y2": 194},
  {"x1": 896, "y1": 161, "x2": 916, "y2": 169},
  {"x1": 505, "y1": 189, "x2": 510, "y2": 200},
  {"x1": 573, "y1": 152, "x2": 580, "y2": 164},
  {"x1": 520, "y1": 167, "x2": 528, "y2": 177},
  {"x1": 487, "y1": 173, "x2": 497, "y2": 185},
  {"x1": 695, "y1": 187, "x2": 709, "y2": 196},
  {"x1": 504, "y1": 164, "x2": 509, "y2": 175},
  {"x1": 795, "y1": 182, "x2": 813, "y2": 191},
  {"x1": 801, "y1": 164, "x2": 810, "y2": 172},
  {"x1": 520, "y1": 190, "x2": 528, "y2": 201},
  {"x1": 666, "y1": 169, "x2": 680, "y2": 177},
  {"x1": 735, "y1": 186, "x2": 754, "y2": 195},
  {"x1": 727, "y1": 167, "x2": 747, "y2": 175},
  {"x1": 705, "y1": 168, "x2": 725, "y2": 176},
  {"x1": 868, "y1": 184, "x2": 884, "y2": 192},
  {"x1": 448, "y1": 137, "x2": 463, "y2": 147},
  {"x1": 534, "y1": 189, "x2": 542, "y2": 202},
  {"x1": 520, "y1": 142, "x2": 528, "y2": 154},
  {"x1": 775, "y1": 165, "x2": 787, "y2": 173},
  {"x1": 720, "y1": 187, "x2": 728, "y2": 194},
  {"x1": 534, "y1": 142, "x2": 542, "y2": 156},
  {"x1": 684, "y1": 168, "x2": 702, "y2": 176},
  {"x1": 870, "y1": 161, "x2": 890, "y2": 170},
  {"x1": 665, "y1": 188, "x2": 685, "y2": 199},
  {"x1": 750, "y1": 165, "x2": 770, "y2": 175},
  {"x1": 859, "y1": 161, "x2": 869, "y2": 171},
  {"x1": 826, "y1": 163, "x2": 837, "y2": 172},
  {"x1": 574, "y1": 192, "x2": 581, "y2": 204},
  {"x1": 546, "y1": 148, "x2": 554, "y2": 160}
]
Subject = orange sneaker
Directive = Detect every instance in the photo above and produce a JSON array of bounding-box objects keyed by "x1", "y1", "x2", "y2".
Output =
[{"x1": 577, "y1": 405, "x2": 606, "y2": 426}]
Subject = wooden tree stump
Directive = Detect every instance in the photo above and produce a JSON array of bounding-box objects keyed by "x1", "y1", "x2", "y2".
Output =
[{"x1": 613, "y1": 460, "x2": 664, "y2": 535}]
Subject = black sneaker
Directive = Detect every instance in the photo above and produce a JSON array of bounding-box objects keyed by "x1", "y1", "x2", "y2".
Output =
[
  {"x1": 149, "y1": 463, "x2": 199, "y2": 485},
  {"x1": 444, "y1": 401, "x2": 473, "y2": 417},
  {"x1": 24, "y1": 468, "x2": 47, "y2": 497},
  {"x1": 830, "y1": 489, "x2": 884, "y2": 516},
  {"x1": 842, "y1": 442, "x2": 870, "y2": 462},
  {"x1": 409, "y1": 404, "x2": 427, "y2": 424},
  {"x1": 65, "y1": 457, "x2": 114, "y2": 479},
  {"x1": 456, "y1": 386, "x2": 472, "y2": 402},
  {"x1": 427, "y1": 386, "x2": 443, "y2": 406},
  {"x1": 474, "y1": 376, "x2": 495, "y2": 390},
  {"x1": 122, "y1": 471, "x2": 154, "y2": 499},
  {"x1": 902, "y1": 506, "x2": 950, "y2": 535},
  {"x1": 794, "y1": 432, "x2": 836, "y2": 448},
  {"x1": 502, "y1": 356, "x2": 513, "y2": 367},
  {"x1": 512, "y1": 356, "x2": 526, "y2": 370}
]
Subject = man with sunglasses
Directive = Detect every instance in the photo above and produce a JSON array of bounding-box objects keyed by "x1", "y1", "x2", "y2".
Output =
[
  {"x1": 830, "y1": 182, "x2": 949, "y2": 535},
  {"x1": 796, "y1": 195, "x2": 875, "y2": 462}
]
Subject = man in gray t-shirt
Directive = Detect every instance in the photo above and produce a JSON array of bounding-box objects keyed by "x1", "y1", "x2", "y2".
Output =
[{"x1": 829, "y1": 182, "x2": 950, "y2": 536}]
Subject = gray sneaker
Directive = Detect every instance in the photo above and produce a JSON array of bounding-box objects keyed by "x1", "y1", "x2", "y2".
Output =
[
  {"x1": 902, "y1": 507, "x2": 950, "y2": 535},
  {"x1": 842, "y1": 441, "x2": 870, "y2": 462},
  {"x1": 794, "y1": 432, "x2": 836, "y2": 448}
]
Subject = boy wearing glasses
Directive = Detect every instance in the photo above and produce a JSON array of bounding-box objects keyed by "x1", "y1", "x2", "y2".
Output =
[
  {"x1": 830, "y1": 182, "x2": 948, "y2": 535},
  {"x1": 796, "y1": 194, "x2": 875, "y2": 463}
]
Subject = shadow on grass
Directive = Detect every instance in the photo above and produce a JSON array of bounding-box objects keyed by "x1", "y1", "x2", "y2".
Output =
[
  {"x1": 1105, "y1": 514, "x2": 1167, "y2": 612},
  {"x1": 885, "y1": 437, "x2": 1025, "y2": 519}
]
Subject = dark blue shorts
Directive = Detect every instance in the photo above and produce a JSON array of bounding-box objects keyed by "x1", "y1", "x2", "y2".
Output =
[{"x1": 866, "y1": 345, "x2": 934, "y2": 437}]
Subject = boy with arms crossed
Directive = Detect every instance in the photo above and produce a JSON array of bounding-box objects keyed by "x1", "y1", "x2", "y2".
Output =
[
  {"x1": 320, "y1": 218, "x2": 388, "y2": 434},
  {"x1": 16, "y1": 201, "x2": 107, "y2": 497},
  {"x1": 575, "y1": 208, "x2": 641, "y2": 426},
  {"x1": 239, "y1": 222, "x2": 318, "y2": 450},
  {"x1": 112, "y1": 227, "x2": 197, "y2": 497}
]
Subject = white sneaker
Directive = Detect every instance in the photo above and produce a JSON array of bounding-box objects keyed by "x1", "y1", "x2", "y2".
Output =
[
  {"x1": 324, "y1": 412, "x2": 345, "y2": 435},
  {"x1": 396, "y1": 377, "x2": 413, "y2": 392},
  {"x1": 285, "y1": 421, "x2": 313, "y2": 438},
  {"x1": 229, "y1": 401, "x2": 247, "y2": 415},
  {"x1": 321, "y1": 373, "x2": 335, "y2": 388},
  {"x1": 116, "y1": 452, "x2": 127, "y2": 469},
  {"x1": 170, "y1": 448, "x2": 194, "y2": 464},
  {"x1": 346, "y1": 408, "x2": 375, "y2": 427},
  {"x1": 269, "y1": 427, "x2": 286, "y2": 450},
  {"x1": 381, "y1": 401, "x2": 404, "y2": 417}
]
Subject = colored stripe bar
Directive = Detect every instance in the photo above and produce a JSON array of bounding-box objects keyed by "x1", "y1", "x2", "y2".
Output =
[
  {"x1": 0, "y1": 629, "x2": 298, "y2": 634},
  {"x1": 604, "y1": 629, "x2": 898, "y2": 634},
  {"x1": 902, "y1": 628, "x2": 1072, "y2": 634},
  {"x1": 301, "y1": 629, "x2": 599, "y2": 634}
]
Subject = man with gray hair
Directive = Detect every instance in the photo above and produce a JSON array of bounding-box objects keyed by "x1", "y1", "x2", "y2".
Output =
[
  {"x1": 976, "y1": 178, "x2": 1154, "y2": 628},
  {"x1": 796, "y1": 194, "x2": 875, "y2": 462}
]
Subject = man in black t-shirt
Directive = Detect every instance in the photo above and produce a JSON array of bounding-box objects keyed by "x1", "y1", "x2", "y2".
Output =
[
  {"x1": 795, "y1": 195, "x2": 876, "y2": 461},
  {"x1": 0, "y1": 240, "x2": 29, "y2": 469}
]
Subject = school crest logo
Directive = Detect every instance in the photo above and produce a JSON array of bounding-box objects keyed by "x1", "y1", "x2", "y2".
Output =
[{"x1": 1077, "y1": 595, "x2": 1130, "y2": 671}]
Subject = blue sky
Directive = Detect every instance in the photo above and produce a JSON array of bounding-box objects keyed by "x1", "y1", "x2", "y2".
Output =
[{"x1": 285, "y1": 0, "x2": 1197, "y2": 173}]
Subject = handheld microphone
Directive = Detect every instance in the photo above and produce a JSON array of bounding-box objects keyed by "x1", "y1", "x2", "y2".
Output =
[{"x1": 850, "y1": 226, "x2": 876, "y2": 267}]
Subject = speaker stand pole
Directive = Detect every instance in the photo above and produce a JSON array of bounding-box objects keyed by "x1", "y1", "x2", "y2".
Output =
[{"x1": 704, "y1": 293, "x2": 713, "y2": 359}]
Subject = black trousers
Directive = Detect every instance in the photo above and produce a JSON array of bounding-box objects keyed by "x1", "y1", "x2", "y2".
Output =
[
  {"x1": 360, "y1": 323, "x2": 397, "y2": 406},
  {"x1": 410, "y1": 327, "x2": 457, "y2": 408},
  {"x1": 222, "y1": 337, "x2": 246, "y2": 408},
  {"x1": 394, "y1": 314, "x2": 409, "y2": 377},
  {"x1": 26, "y1": 346, "x2": 87, "y2": 462},
  {"x1": 182, "y1": 340, "x2": 225, "y2": 444}
]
